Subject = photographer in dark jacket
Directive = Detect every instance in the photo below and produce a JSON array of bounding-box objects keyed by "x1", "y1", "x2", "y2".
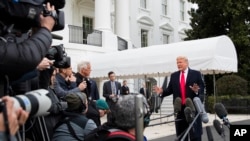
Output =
[{"x1": 0, "y1": 2, "x2": 56, "y2": 81}]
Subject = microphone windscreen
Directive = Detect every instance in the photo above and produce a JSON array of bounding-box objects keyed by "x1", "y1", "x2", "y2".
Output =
[
  {"x1": 206, "y1": 126, "x2": 214, "y2": 141},
  {"x1": 202, "y1": 113, "x2": 209, "y2": 123},
  {"x1": 185, "y1": 98, "x2": 196, "y2": 112},
  {"x1": 184, "y1": 107, "x2": 193, "y2": 123},
  {"x1": 174, "y1": 97, "x2": 182, "y2": 113},
  {"x1": 193, "y1": 97, "x2": 203, "y2": 113},
  {"x1": 193, "y1": 97, "x2": 209, "y2": 123},
  {"x1": 214, "y1": 103, "x2": 228, "y2": 119},
  {"x1": 213, "y1": 119, "x2": 223, "y2": 135}
]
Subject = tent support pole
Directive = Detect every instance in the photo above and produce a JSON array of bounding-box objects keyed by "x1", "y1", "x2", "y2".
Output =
[
  {"x1": 157, "y1": 72, "x2": 162, "y2": 124},
  {"x1": 213, "y1": 70, "x2": 216, "y2": 119}
]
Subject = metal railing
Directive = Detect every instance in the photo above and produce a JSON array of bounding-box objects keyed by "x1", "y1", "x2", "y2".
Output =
[{"x1": 68, "y1": 25, "x2": 102, "y2": 46}]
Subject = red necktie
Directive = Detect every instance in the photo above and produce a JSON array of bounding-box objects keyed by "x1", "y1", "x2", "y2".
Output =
[{"x1": 180, "y1": 71, "x2": 186, "y2": 104}]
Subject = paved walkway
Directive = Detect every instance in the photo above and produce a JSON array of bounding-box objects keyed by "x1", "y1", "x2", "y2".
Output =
[{"x1": 144, "y1": 113, "x2": 250, "y2": 140}]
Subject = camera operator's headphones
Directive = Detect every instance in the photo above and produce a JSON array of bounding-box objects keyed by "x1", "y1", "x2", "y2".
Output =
[{"x1": 74, "y1": 92, "x2": 87, "y2": 113}]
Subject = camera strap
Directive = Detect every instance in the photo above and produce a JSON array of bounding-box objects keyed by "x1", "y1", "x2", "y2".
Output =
[
  {"x1": 0, "y1": 75, "x2": 6, "y2": 98},
  {"x1": 0, "y1": 75, "x2": 10, "y2": 98},
  {"x1": 0, "y1": 80, "x2": 4, "y2": 98},
  {"x1": 0, "y1": 101, "x2": 11, "y2": 141}
]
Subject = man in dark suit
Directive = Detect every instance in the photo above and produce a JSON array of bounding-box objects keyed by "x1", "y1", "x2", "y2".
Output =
[
  {"x1": 121, "y1": 80, "x2": 130, "y2": 95},
  {"x1": 154, "y1": 56, "x2": 205, "y2": 141},
  {"x1": 103, "y1": 71, "x2": 121, "y2": 122},
  {"x1": 75, "y1": 61, "x2": 97, "y2": 100}
]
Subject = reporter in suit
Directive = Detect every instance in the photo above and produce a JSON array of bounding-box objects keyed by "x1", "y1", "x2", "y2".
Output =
[
  {"x1": 153, "y1": 56, "x2": 205, "y2": 141},
  {"x1": 103, "y1": 71, "x2": 121, "y2": 122},
  {"x1": 121, "y1": 80, "x2": 130, "y2": 95}
]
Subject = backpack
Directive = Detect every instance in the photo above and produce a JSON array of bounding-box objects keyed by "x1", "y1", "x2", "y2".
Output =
[
  {"x1": 84, "y1": 124, "x2": 135, "y2": 141},
  {"x1": 53, "y1": 111, "x2": 88, "y2": 141}
]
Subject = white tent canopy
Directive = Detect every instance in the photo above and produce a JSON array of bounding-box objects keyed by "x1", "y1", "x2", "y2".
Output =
[{"x1": 90, "y1": 35, "x2": 237, "y2": 79}]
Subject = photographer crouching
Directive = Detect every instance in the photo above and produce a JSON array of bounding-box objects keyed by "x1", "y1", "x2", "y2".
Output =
[{"x1": 0, "y1": 0, "x2": 66, "y2": 141}]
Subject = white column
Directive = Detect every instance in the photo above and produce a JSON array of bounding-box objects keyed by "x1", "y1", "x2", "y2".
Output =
[
  {"x1": 94, "y1": 0, "x2": 111, "y2": 31},
  {"x1": 115, "y1": 0, "x2": 130, "y2": 40}
]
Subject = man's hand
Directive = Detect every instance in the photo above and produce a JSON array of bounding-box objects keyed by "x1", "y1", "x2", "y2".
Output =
[
  {"x1": 0, "y1": 96, "x2": 29, "y2": 135},
  {"x1": 109, "y1": 94, "x2": 116, "y2": 98},
  {"x1": 68, "y1": 74, "x2": 77, "y2": 82},
  {"x1": 40, "y1": 2, "x2": 56, "y2": 31},
  {"x1": 153, "y1": 85, "x2": 163, "y2": 95},
  {"x1": 78, "y1": 81, "x2": 87, "y2": 91},
  {"x1": 189, "y1": 83, "x2": 200, "y2": 94},
  {"x1": 37, "y1": 57, "x2": 54, "y2": 71}
]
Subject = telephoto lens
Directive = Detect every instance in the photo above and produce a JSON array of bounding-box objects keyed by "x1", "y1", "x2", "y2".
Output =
[{"x1": 12, "y1": 89, "x2": 52, "y2": 117}]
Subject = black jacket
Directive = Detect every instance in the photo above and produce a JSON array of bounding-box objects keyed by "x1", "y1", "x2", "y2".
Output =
[
  {"x1": 0, "y1": 27, "x2": 52, "y2": 80},
  {"x1": 75, "y1": 72, "x2": 91, "y2": 98}
]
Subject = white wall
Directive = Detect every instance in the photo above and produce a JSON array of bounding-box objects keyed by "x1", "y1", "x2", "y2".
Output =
[{"x1": 53, "y1": 0, "x2": 192, "y2": 92}]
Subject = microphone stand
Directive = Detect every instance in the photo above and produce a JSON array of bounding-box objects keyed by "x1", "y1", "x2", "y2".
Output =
[
  {"x1": 180, "y1": 112, "x2": 201, "y2": 141},
  {"x1": 149, "y1": 113, "x2": 174, "y2": 121},
  {"x1": 148, "y1": 119, "x2": 182, "y2": 127},
  {"x1": 175, "y1": 128, "x2": 188, "y2": 141}
]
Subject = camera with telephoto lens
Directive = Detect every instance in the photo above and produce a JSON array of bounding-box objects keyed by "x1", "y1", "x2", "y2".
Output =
[
  {"x1": 0, "y1": 0, "x2": 65, "y2": 36},
  {"x1": 0, "y1": 89, "x2": 52, "y2": 117},
  {"x1": 46, "y1": 44, "x2": 71, "y2": 68}
]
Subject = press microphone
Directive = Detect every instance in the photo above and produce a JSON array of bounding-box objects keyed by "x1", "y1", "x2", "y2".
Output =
[
  {"x1": 184, "y1": 107, "x2": 194, "y2": 123},
  {"x1": 185, "y1": 98, "x2": 196, "y2": 113},
  {"x1": 174, "y1": 97, "x2": 182, "y2": 114},
  {"x1": 214, "y1": 103, "x2": 230, "y2": 128},
  {"x1": 206, "y1": 126, "x2": 214, "y2": 141},
  {"x1": 213, "y1": 119, "x2": 225, "y2": 138},
  {"x1": 193, "y1": 97, "x2": 209, "y2": 123}
]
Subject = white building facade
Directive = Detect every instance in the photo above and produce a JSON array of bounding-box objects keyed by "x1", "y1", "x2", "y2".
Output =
[{"x1": 52, "y1": 0, "x2": 193, "y2": 94}]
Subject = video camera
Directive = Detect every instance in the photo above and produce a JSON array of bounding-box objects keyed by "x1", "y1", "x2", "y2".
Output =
[
  {"x1": 46, "y1": 44, "x2": 71, "y2": 68},
  {"x1": 0, "y1": 0, "x2": 65, "y2": 35}
]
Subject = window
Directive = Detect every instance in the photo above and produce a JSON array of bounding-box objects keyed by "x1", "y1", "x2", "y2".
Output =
[
  {"x1": 140, "y1": 0, "x2": 146, "y2": 9},
  {"x1": 163, "y1": 34, "x2": 169, "y2": 44},
  {"x1": 141, "y1": 29, "x2": 148, "y2": 47},
  {"x1": 180, "y1": 0, "x2": 185, "y2": 21},
  {"x1": 162, "y1": 0, "x2": 168, "y2": 15},
  {"x1": 82, "y1": 16, "x2": 93, "y2": 44}
]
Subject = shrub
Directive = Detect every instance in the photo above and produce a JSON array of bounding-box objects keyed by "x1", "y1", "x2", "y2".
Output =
[
  {"x1": 206, "y1": 95, "x2": 250, "y2": 114},
  {"x1": 216, "y1": 74, "x2": 248, "y2": 96}
]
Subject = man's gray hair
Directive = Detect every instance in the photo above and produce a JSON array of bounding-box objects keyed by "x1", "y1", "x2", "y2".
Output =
[
  {"x1": 113, "y1": 94, "x2": 149, "y2": 130},
  {"x1": 77, "y1": 61, "x2": 90, "y2": 72}
]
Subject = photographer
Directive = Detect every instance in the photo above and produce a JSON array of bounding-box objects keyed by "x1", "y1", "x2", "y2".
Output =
[
  {"x1": 0, "y1": 96, "x2": 29, "y2": 141},
  {"x1": 0, "y1": 2, "x2": 56, "y2": 81},
  {"x1": 0, "y1": 1, "x2": 65, "y2": 141}
]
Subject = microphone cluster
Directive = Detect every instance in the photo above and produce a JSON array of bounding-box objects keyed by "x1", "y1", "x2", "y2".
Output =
[
  {"x1": 184, "y1": 97, "x2": 209, "y2": 124},
  {"x1": 173, "y1": 97, "x2": 210, "y2": 141},
  {"x1": 173, "y1": 97, "x2": 209, "y2": 124}
]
